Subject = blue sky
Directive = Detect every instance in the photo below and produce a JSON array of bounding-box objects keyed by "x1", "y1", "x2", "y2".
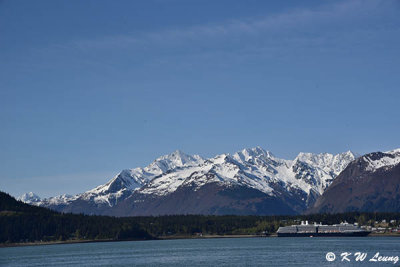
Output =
[{"x1": 1, "y1": 0, "x2": 399, "y2": 198}]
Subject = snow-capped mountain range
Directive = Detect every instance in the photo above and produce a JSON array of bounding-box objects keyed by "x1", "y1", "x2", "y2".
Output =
[{"x1": 18, "y1": 147, "x2": 363, "y2": 215}]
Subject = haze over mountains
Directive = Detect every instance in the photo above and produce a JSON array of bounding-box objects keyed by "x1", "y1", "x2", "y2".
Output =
[{"x1": 18, "y1": 147, "x2": 400, "y2": 216}]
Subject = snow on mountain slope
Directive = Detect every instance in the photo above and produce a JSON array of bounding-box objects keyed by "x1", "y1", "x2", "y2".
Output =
[
  {"x1": 23, "y1": 150, "x2": 205, "y2": 207},
  {"x1": 309, "y1": 148, "x2": 400, "y2": 214},
  {"x1": 18, "y1": 192, "x2": 41, "y2": 203},
  {"x1": 364, "y1": 148, "x2": 400, "y2": 172},
  {"x1": 20, "y1": 147, "x2": 355, "y2": 210},
  {"x1": 39, "y1": 194, "x2": 76, "y2": 206},
  {"x1": 140, "y1": 147, "x2": 356, "y2": 198},
  {"x1": 292, "y1": 150, "x2": 356, "y2": 194}
]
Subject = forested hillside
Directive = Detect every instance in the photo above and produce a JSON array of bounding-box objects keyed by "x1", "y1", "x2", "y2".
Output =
[
  {"x1": 2, "y1": 191, "x2": 400, "y2": 245},
  {"x1": 0, "y1": 191, "x2": 152, "y2": 243}
]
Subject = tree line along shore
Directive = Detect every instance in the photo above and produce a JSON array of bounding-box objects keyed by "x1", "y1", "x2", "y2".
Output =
[{"x1": 1, "y1": 191, "x2": 400, "y2": 246}]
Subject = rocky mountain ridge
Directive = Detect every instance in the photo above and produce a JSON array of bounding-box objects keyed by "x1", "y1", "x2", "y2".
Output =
[{"x1": 19, "y1": 147, "x2": 357, "y2": 216}]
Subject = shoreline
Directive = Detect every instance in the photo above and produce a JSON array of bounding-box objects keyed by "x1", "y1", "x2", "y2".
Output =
[
  {"x1": 369, "y1": 233, "x2": 400, "y2": 237},
  {"x1": 0, "y1": 238, "x2": 118, "y2": 248},
  {"x1": 0, "y1": 235, "x2": 264, "y2": 248},
  {"x1": 2, "y1": 233, "x2": 399, "y2": 248},
  {"x1": 158, "y1": 234, "x2": 266, "y2": 240}
]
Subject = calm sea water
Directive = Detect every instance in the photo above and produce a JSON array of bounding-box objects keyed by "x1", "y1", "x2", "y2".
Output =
[{"x1": 1, "y1": 237, "x2": 400, "y2": 266}]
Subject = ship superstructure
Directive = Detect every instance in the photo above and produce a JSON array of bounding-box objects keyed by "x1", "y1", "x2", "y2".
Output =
[{"x1": 277, "y1": 221, "x2": 370, "y2": 237}]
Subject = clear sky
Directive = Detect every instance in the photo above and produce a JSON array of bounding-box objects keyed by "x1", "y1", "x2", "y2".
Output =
[{"x1": 1, "y1": 0, "x2": 399, "y2": 198}]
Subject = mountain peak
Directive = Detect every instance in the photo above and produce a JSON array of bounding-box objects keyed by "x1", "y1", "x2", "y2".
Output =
[
  {"x1": 363, "y1": 150, "x2": 400, "y2": 172},
  {"x1": 234, "y1": 146, "x2": 275, "y2": 162},
  {"x1": 154, "y1": 150, "x2": 204, "y2": 169},
  {"x1": 294, "y1": 151, "x2": 356, "y2": 178},
  {"x1": 340, "y1": 150, "x2": 358, "y2": 157},
  {"x1": 295, "y1": 152, "x2": 333, "y2": 162},
  {"x1": 171, "y1": 149, "x2": 186, "y2": 157},
  {"x1": 295, "y1": 151, "x2": 356, "y2": 162},
  {"x1": 171, "y1": 150, "x2": 194, "y2": 163},
  {"x1": 387, "y1": 148, "x2": 400, "y2": 155},
  {"x1": 18, "y1": 192, "x2": 41, "y2": 203}
]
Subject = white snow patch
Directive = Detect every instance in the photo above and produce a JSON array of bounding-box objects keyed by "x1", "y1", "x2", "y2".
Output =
[{"x1": 364, "y1": 149, "x2": 400, "y2": 172}]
